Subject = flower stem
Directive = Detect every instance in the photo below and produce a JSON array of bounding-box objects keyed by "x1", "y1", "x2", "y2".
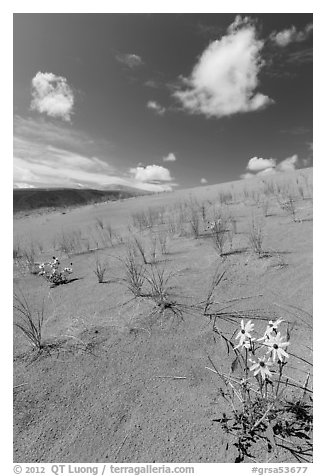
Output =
[
  {"x1": 276, "y1": 360, "x2": 283, "y2": 397},
  {"x1": 244, "y1": 347, "x2": 249, "y2": 405},
  {"x1": 265, "y1": 379, "x2": 268, "y2": 399}
]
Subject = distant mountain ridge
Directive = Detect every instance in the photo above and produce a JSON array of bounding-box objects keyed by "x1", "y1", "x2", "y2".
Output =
[{"x1": 13, "y1": 187, "x2": 151, "y2": 214}]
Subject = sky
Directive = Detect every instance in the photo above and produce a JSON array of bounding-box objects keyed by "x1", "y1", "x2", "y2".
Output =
[{"x1": 13, "y1": 13, "x2": 313, "y2": 191}]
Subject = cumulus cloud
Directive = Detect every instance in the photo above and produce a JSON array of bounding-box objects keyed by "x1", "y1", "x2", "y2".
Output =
[
  {"x1": 129, "y1": 165, "x2": 172, "y2": 183},
  {"x1": 241, "y1": 154, "x2": 300, "y2": 179},
  {"x1": 30, "y1": 72, "x2": 74, "y2": 121},
  {"x1": 276, "y1": 154, "x2": 298, "y2": 172},
  {"x1": 270, "y1": 23, "x2": 313, "y2": 47},
  {"x1": 147, "y1": 101, "x2": 166, "y2": 116},
  {"x1": 247, "y1": 156, "x2": 277, "y2": 172},
  {"x1": 256, "y1": 168, "x2": 276, "y2": 176},
  {"x1": 241, "y1": 168, "x2": 276, "y2": 179},
  {"x1": 200, "y1": 178, "x2": 208, "y2": 184},
  {"x1": 173, "y1": 15, "x2": 273, "y2": 118},
  {"x1": 116, "y1": 53, "x2": 143, "y2": 68},
  {"x1": 163, "y1": 152, "x2": 176, "y2": 162}
]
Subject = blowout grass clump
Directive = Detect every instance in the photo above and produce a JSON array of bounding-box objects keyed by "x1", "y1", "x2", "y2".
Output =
[
  {"x1": 14, "y1": 290, "x2": 46, "y2": 351},
  {"x1": 122, "y1": 249, "x2": 145, "y2": 297},
  {"x1": 248, "y1": 218, "x2": 264, "y2": 257},
  {"x1": 207, "y1": 212, "x2": 233, "y2": 256},
  {"x1": 94, "y1": 256, "x2": 108, "y2": 283}
]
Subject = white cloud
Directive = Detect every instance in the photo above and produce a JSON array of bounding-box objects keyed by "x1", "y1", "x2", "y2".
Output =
[
  {"x1": 200, "y1": 178, "x2": 208, "y2": 184},
  {"x1": 116, "y1": 53, "x2": 143, "y2": 68},
  {"x1": 129, "y1": 165, "x2": 172, "y2": 183},
  {"x1": 30, "y1": 72, "x2": 74, "y2": 121},
  {"x1": 270, "y1": 23, "x2": 313, "y2": 47},
  {"x1": 302, "y1": 144, "x2": 313, "y2": 167},
  {"x1": 14, "y1": 141, "x2": 116, "y2": 187},
  {"x1": 256, "y1": 167, "x2": 276, "y2": 176},
  {"x1": 173, "y1": 15, "x2": 273, "y2": 118},
  {"x1": 241, "y1": 154, "x2": 300, "y2": 179},
  {"x1": 13, "y1": 183, "x2": 36, "y2": 189},
  {"x1": 163, "y1": 152, "x2": 176, "y2": 162},
  {"x1": 14, "y1": 115, "x2": 97, "y2": 154},
  {"x1": 302, "y1": 157, "x2": 312, "y2": 167},
  {"x1": 241, "y1": 168, "x2": 276, "y2": 179},
  {"x1": 13, "y1": 113, "x2": 177, "y2": 193},
  {"x1": 247, "y1": 156, "x2": 276, "y2": 172},
  {"x1": 276, "y1": 154, "x2": 298, "y2": 171},
  {"x1": 144, "y1": 79, "x2": 161, "y2": 88},
  {"x1": 147, "y1": 101, "x2": 166, "y2": 116},
  {"x1": 13, "y1": 136, "x2": 174, "y2": 192},
  {"x1": 240, "y1": 172, "x2": 255, "y2": 179}
]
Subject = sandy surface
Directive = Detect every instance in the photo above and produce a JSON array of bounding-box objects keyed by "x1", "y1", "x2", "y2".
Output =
[{"x1": 13, "y1": 168, "x2": 313, "y2": 463}]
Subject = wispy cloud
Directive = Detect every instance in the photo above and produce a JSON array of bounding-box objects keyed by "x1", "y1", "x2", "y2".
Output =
[
  {"x1": 147, "y1": 100, "x2": 166, "y2": 116},
  {"x1": 13, "y1": 182, "x2": 36, "y2": 189},
  {"x1": 13, "y1": 138, "x2": 174, "y2": 192},
  {"x1": 263, "y1": 23, "x2": 313, "y2": 76},
  {"x1": 280, "y1": 126, "x2": 311, "y2": 135},
  {"x1": 14, "y1": 139, "x2": 116, "y2": 187},
  {"x1": 13, "y1": 115, "x2": 175, "y2": 192},
  {"x1": 270, "y1": 23, "x2": 313, "y2": 47},
  {"x1": 14, "y1": 115, "x2": 95, "y2": 154},
  {"x1": 262, "y1": 47, "x2": 312, "y2": 79},
  {"x1": 144, "y1": 70, "x2": 170, "y2": 90},
  {"x1": 286, "y1": 48, "x2": 313, "y2": 65},
  {"x1": 30, "y1": 72, "x2": 74, "y2": 121},
  {"x1": 174, "y1": 15, "x2": 273, "y2": 119},
  {"x1": 116, "y1": 53, "x2": 144, "y2": 68},
  {"x1": 144, "y1": 79, "x2": 162, "y2": 89},
  {"x1": 163, "y1": 152, "x2": 176, "y2": 162}
]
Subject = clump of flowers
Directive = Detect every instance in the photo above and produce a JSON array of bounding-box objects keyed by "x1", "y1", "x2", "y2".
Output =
[
  {"x1": 210, "y1": 317, "x2": 312, "y2": 462},
  {"x1": 38, "y1": 256, "x2": 73, "y2": 286},
  {"x1": 232, "y1": 318, "x2": 290, "y2": 391}
]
